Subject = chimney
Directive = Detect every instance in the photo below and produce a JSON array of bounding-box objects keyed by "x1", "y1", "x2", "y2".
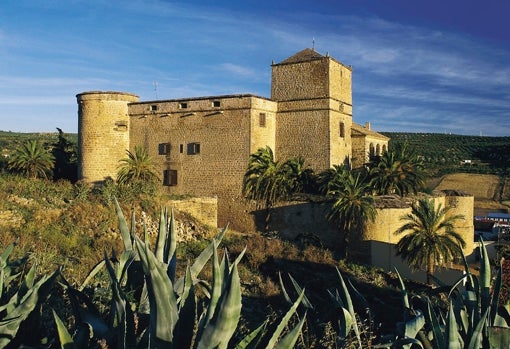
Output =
[{"x1": 365, "y1": 122, "x2": 371, "y2": 130}]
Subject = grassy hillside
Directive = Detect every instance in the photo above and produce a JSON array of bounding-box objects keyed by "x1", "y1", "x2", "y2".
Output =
[{"x1": 383, "y1": 132, "x2": 510, "y2": 176}]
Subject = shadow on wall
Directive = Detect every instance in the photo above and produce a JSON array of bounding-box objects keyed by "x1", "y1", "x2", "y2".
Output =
[{"x1": 250, "y1": 200, "x2": 340, "y2": 250}]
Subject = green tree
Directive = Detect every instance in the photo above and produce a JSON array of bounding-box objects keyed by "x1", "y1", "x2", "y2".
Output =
[
  {"x1": 369, "y1": 143, "x2": 425, "y2": 196},
  {"x1": 394, "y1": 198, "x2": 466, "y2": 285},
  {"x1": 52, "y1": 128, "x2": 77, "y2": 181},
  {"x1": 117, "y1": 145, "x2": 159, "y2": 186},
  {"x1": 8, "y1": 139, "x2": 54, "y2": 179},
  {"x1": 242, "y1": 146, "x2": 311, "y2": 232},
  {"x1": 325, "y1": 171, "x2": 376, "y2": 259}
]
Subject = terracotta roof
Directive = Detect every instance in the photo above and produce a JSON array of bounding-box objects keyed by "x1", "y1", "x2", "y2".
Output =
[
  {"x1": 277, "y1": 48, "x2": 326, "y2": 64},
  {"x1": 351, "y1": 122, "x2": 390, "y2": 140}
]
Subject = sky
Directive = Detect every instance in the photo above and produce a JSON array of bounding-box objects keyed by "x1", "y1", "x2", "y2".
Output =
[{"x1": 1, "y1": 0, "x2": 510, "y2": 136}]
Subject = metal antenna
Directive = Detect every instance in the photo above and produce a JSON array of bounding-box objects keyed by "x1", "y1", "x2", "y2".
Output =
[
  {"x1": 153, "y1": 81, "x2": 159, "y2": 99},
  {"x1": 312, "y1": 37, "x2": 315, "y2": 50}
]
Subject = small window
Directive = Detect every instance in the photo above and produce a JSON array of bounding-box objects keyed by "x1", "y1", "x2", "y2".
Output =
[
  {"x1": 259, "y1": 113, "x2": 266, "y2": 127},
  {"x1": 179, "y1": 102, "x2": 188, "y2": 109},
  {"x1": 212, "y1": 100, "x2": 221, "y2": 107},
  {"x1": 150, "y1": 105, "x2": 158, "y2": 111},
  {"x1": 163, "y1": 170, "x2": 177, "y2": 186},
  {"x1": 180, "y1": 144, "x2": 184, "y2": 153},
  {"x1": 187, "y1": 142, "x2": 200, "y2": 155},
  {"x1": 158, "y1": 143, "x2": 170, "y2": 155},
  {"x1": 339, "y1": 122, "x2": 345, "y2": 138}
]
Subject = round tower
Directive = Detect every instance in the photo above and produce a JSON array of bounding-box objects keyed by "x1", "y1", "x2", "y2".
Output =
[{"x1": 77, "y1": 91, "x2": 139, "y2": 183}]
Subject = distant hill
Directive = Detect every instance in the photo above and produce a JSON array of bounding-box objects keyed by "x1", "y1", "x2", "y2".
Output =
[{"x1": 382, "y1": 132, "x2": 510, "y2": 176}]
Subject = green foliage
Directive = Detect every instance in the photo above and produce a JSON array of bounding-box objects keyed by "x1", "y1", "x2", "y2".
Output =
[
  {"x1": 394, "y1": 198, "x2": 466, "y2": 285},
  {"x1": 52, "y1": 128, "x2": 77, "y2": 182},
  {"x1": 324, "y1": 171, "x2": 376, "y2": 259},
  {"x1": 53, "y1": 199, "x2": 306, "y2": 349},
  {"x1": 117, "y1": 145, "x2": 160, "y2": 186},
  {"x1": 368, "y1": 142, "x2": 425, "y2": 196},
  {"x1": 0, "y1": 242, "x2": 60, "y2": 349},
  {"x1": 243, "y1": 146, "x2": 314, "y2": 231},
  {"x1": 7, "y1": 139, "x2": 55, "y2": 179}
]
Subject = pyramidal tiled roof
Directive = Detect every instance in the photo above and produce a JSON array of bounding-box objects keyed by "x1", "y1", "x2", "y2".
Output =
[{"x1": 278, "y1": 48, "x2": 326, "y2": 64}]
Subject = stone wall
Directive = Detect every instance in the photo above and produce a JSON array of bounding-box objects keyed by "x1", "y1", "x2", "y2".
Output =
[
  {"x1": 77, "y1": 91, "x2": 139, "y2": 183},
  {"x1": 165, "y1": 196, "x2": 218, "y2": 228},
  {"x1": 129, "y1": 95, "x2": 276, "y2": 230}
]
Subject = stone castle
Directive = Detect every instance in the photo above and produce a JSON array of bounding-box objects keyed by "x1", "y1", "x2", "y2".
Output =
[{"x1": 76, "y1": 48, "x2": 474, "y2": 268}]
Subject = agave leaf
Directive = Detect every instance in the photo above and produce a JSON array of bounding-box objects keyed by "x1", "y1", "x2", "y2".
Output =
[
  {"x1": 347, "y1": 279, "x2": 370, "y2": 318},
  {"x1": 479, "y1": 238, "x2": 491, "y2": 316},
  {"x1": 394, "y1": 268, "x2": 409, "y2": 309},
  {"x1": 155, "y1": 207, "x2": 168, "y2": 262},
  {"x1": 377, "y1": 338, "x2": 424, "y2": 348},
  {"x1": 78, "y1": 259, "x2": 106, "y2": 291},
  {"x1": 174, "y1": 265, "x2": 196, "y2": 349},
  {"x1": 488, "y1": 326, "x2": 510, "y2": 349},
  {"x1": 446, "y1": 301, "x2": 462, "y2": 349},
  {"x1": 167, "y1": 209, "x2": 177, "y2": 282},
  {"x1": 459, "y1": 248, "x2": 475, "y2": 291},
  {"x1": 52, "y1": 309, "x2": 76, "y2": 349},
  {"x1": 0, "y1": 268, "x2": 60, "y2": 349},
  {"x1": 104, "y1": 252, "x2": 137, "y2": 349},
  {"x1": 489, "y1": 261, "x2": 503, "y2": 326},
  {"x1": 337, "y1": 307, "x2": 354, "y2": 339},
  {"x1": 174, "y1": 226, "x2": 228, "y2": 295},
  {"x1": 233, "y1": 320, "x2": 268, "y2": 349},
  {"x1": 288, "y1": 274, "x2": 313, "y2": 309},
  {"x1": 114, "y1": 197, "x2": 133, "y2": 251},
  {"x1": 135, "y1": 235, "x2": 178, "y2": 344},
  {"x1": 404, "y1": 309, "x2": 425, "y2": 340},
  {"x1": 274, "y1": 311, "x2": 307, "y2": 349},
  {"x1": 278, "y1": 272, "x2": 292, "y2": 305},
  {"x1": 466, "y1": 308, "x2": 488, "y2": 349},
  {"x1": 202, "y1": 239, "x2": 222, "y2": 329},
  {"x1": 425, "y1": 298, "x2": 444, "y2": 349},
  {"x1": 196, "y1": 261, "x2": 242, "y2": 349},
  {"x1": 335, "y1": 268, "x2": 362, "y2": 348},
  {"x1": 266, "y1": 289, "x2": 305, "y2": 349}
]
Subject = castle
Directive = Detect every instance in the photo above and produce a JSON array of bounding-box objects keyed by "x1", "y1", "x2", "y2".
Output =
[
  {"x1": 77, "y1": 48, "x2": 389, "y2": 229},
  {"x1": 76, "y1": 49, "x2": 475, "y2": 272}
]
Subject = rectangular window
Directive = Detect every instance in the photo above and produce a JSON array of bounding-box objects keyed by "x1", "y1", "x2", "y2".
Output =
[
  {"x1": 150, "y1": 105, "x2": 158, "y2": 111},
  {"x1": 259, "y1": 113, "x2": 266, "y2": 127},
  {"x1": 180, "y1": 144, "x2": 184, "y2": 153},
  {"x1": 187, "y1": 142, "x2": 200, "y2": 155},
  {"x1": 158, "y1": 143, "x2": 170, "y2": 155},
  {"x1": 212, "y1": 100, "x2": 221, "y2": 107},
  {"x1": 339, "y1": 122, "x2": 345, "y2": 138},
  {"x1": 179, "y1": 102, "x2": 188, "y2": 109},
  {"x1": 163, "y1": 170, "x2": 177, "y2": 186}
]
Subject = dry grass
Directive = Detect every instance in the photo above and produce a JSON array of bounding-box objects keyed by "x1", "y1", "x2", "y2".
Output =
[{"x1": 435, "y1": 173, "x2": 501, "y2": 199}]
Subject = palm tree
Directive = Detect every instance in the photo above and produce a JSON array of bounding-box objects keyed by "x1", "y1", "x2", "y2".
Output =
[
  {"x1": 243, "y1": 147, "x2": 311, "y2": 232},
  {"x1": 394, "y1": 198, "x2": 466, "y2": 285},
  {"x1": 325, "y1": 171, "x2": 376, "y2": 259},
  {"x1": 369, "y1": 143, "x2": 424, "y2": 196},
  {"x1": 8, "y1": 140, "x2": 54, "y2": 179},
  {"x1": 117, "y1": 145, "x2": 159, "y2": 185}
]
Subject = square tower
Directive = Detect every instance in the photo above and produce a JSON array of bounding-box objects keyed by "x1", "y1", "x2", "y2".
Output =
[{"x1": 271, "y1": 48, "x2": 353, "y2": 171}]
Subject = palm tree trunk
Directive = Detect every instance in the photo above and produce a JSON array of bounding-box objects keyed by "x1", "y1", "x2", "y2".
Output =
[
  {"x1": 264, "y1": 200, "x2": 272, "y2": 233},
  {"x1": 426, "y1": 255, "x2": 435, "y2": 285}
]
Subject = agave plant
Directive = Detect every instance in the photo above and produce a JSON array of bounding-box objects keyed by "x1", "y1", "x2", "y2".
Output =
[
  {"x1": 0, "y1": 242, "x2": 60, "y2": 349},
  {"x1": 53, "y1": 199, "x2": 306, "y2": 348}
]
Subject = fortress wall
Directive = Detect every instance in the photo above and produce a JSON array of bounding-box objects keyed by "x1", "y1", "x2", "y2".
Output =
[
  {"x1": 77, "y1": 91, "x2": 139, "y2": 183},
  {"x1": 275, "y1": 109, "x2": 331, "y2": 171},
  {"x1": 129, "y1": 96, "x2": 268, "y2": 230},
  {"x1": 328, "y1": 60, "x2": 352, "y2": 106},
  {"x1": 166, "y1": 196, "x2": 218, "y2": 228},
  {"x1": 249, "y1": 99, "x2": 278, "y2": 154},
  {"x1": 329, "y1": 111, "x2": 352, "y2": 167},
  {"x1": 365, "y1": 194, "x2": 475, "y2": 256},
  {"x1": 271, "y1": 59, "x2": 329, "y2": 101},
  {"x1": 351, "y1": 135, "x2": 367, "y2": 168}
]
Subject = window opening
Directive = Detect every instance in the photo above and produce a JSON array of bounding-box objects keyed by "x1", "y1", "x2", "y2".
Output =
[
  {"x1": 187, "y1": 142, "x2": 200, "y2": 155},
  {"x1": 163, "y1": 170, "x2": 177, "y2": 186}
]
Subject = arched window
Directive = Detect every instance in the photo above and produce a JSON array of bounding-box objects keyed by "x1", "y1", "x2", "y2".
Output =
[
  {"x1": 376, "y1": 144, "x2": 381, "y2": 156},
  {"x1": 369, "y1": 143, "x2": 375, "y2": 157}
]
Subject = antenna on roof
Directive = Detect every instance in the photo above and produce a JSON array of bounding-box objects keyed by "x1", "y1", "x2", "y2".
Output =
[
  {"x1": 153, "y1": 81, "x2": 158, "y2": 99},
  {"x1": 312, "y1": 37, "x2": 315, "y2": 50}
]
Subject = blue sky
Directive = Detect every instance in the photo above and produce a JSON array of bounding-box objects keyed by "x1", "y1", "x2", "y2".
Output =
[{"x1": 1, "y1": 0, "x2": 510, "y2": 136}]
